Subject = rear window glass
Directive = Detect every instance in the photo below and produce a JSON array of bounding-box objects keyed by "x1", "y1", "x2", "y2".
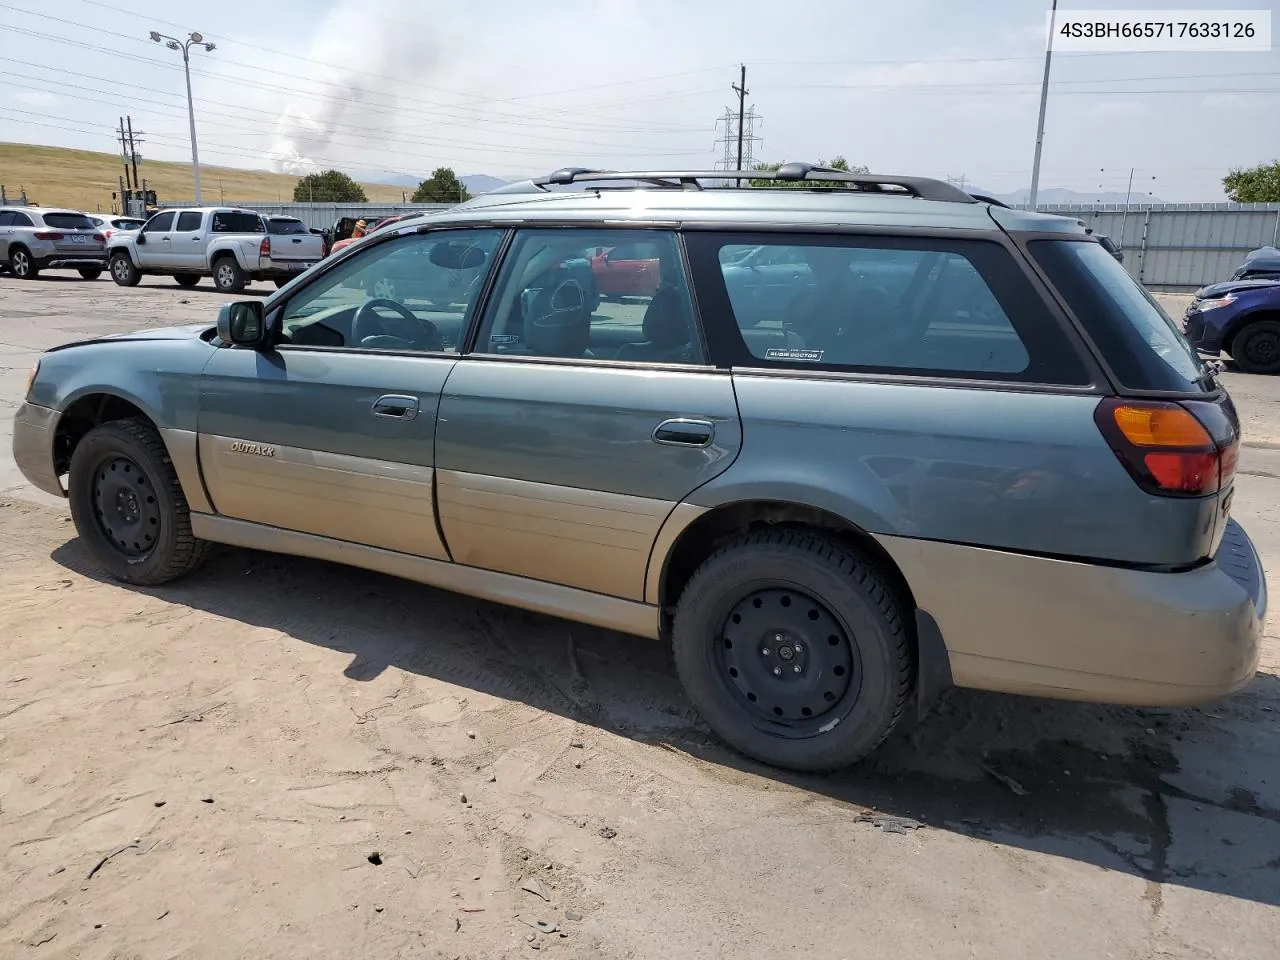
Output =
[
  {"x1": 267, "y1": 218, "x2": 309, "y2": 235},
  {"x1": 1030, "y1": 239, "x2": 1208, "y2": 392},
  {"x1": 686, "y1": 234, "x2": 1088, "y2": 384},
  {"x1": 42, "y1": 212, "x2": 96, "y2": 230},
  {"x1": 212, "y1": 212, "x2": 266, "y2": 234}
]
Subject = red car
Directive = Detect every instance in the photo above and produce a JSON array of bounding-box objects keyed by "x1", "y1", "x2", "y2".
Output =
[{"x1": 588, "y1": 240, "x2": 662, "y2": 299}]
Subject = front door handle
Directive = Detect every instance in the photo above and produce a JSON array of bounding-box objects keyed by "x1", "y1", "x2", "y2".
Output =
[
  {"x1": 653, "y1": 418, "x2": 715, "y2": 447},
  {"x1": 372, "y1": 394, "x2": 420, "y2": 420}
]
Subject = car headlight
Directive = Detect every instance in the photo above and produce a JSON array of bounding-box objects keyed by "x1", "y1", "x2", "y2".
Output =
[
  {"x1": 24, "y1": 360, "x2": 40, "y2": 398},
  {"x1": 1193, "y1": 294, "x2": 1236, "y2": 312}
]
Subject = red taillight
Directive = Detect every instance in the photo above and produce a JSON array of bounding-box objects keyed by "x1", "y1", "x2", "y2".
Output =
[
  {"x1": 259, "y1": 237, "x2": 271, "y2": 256},
  {"x1": 33, "y1": 231, "x2": 63, "y2": 240},
  {"x1": 93, "y1": 233, "x2": 105, "y2": 242},
  {"x1": 1095, "y1": 397, "x2": 1237, "y2": 497}
]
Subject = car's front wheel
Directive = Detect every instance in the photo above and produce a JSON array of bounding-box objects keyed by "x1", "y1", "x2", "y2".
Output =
[
  {"x1": 110, "y1": 253, "x2": 140, "y2": 287},
  {"x1": 671, "y1": 529, "x2": 913, "y2": 772},
  {"x1": 67, "y1": 418, "x2": 209, "y2": 585},
  {"x1": 9, "y1": 246, "x2": 38, "y2": 280},
  {"x1": 1230, "y1": 319, "x2": 1280, "y2": 375}
]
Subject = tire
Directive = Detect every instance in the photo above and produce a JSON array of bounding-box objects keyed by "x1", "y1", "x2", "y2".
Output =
[
  {"x1": 273, "y1": 278, "x2": 289, "y2": 289},
  {"x1": 67, "y1": 417, "x2": 209, "y2": 586},
  {"x1": 671, "y1": 529, "x2": 913, "y2": 772},
  {"x1": 1230, "y1": 319, "x2": 1280, "y2": 375},
  {"x1": 212, "y1": 256, "x2": 246, "y2": 293},
  {"x1": 110, "y1": 252, "x2": 140, "y2": 287},
  {"x1": 174, "y1": 274, "x2": 200, "y2": 289},
  {"x1": 9, "y1": 246, "x2": 38, "y2": 280},
  {"x1": 78, "y1": 267, "x2": 103, "y2": 281}
]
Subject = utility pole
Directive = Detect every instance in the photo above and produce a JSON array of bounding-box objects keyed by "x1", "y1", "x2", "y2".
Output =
[
  {"x1": 1028, "y1": 0, "x2": 1059, "y2": 210},
  {"x1": 127, "y1": 116, "x2": 142, "y2": 197},
  {"x1": 733, "y1": 64, "x2": 748, "y2": 179},
  {"x1": 118, "y1": 117, "x2": 133, "y2": 192}
]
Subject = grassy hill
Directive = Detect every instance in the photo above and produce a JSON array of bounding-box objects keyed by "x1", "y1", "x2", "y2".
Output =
[{"x1": 0, "y1": 142, "x2": 408, "y2": 212}]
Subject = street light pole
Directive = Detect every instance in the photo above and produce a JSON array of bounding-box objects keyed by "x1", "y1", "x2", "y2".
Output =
[
  {"x1": 1028, "y1": 0, "x2": 1058, "y2": 210},
  {"x1": 149, "y1": 30, "x2": 215, "y2": 203}
]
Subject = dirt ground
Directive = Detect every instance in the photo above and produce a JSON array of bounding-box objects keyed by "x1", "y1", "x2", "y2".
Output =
[{"x1": 4, "y1": 277, "x2": 1280, "y2": 959}]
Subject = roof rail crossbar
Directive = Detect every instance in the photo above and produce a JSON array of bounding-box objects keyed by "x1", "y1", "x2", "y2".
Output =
[{"x1": 532, "y1": 164, "x2": 975, "y2": 202}]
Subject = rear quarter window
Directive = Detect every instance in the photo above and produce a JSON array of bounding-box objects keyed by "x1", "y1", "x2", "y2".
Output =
[
  {"x1": 212, "y1": 212, "x2": 266, "y2": 234},
  {"x1": 1030, "y1": 239, "x2": 1209, "y2": 392},
  {"x1": 684, "y1": 232, "x2": 1090, "y2": 384}
]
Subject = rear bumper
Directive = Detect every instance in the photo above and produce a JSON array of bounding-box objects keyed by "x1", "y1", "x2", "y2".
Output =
[
  {"x1": 38, "y1": 254, "x2": 107, "y2": 270},
  {"x1": 11, "y1": 401, "x2": 65, "y2": 498},
  {"x1": 257, "y1": 257, "x2": 319, "y2": 276},
  {"x1": 876, "y1": 521, "x2": 1265, "y2": 706}
]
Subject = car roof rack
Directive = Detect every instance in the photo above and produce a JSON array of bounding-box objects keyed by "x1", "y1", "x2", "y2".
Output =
[{"x1": 531, "y1": 163, "x2": 978, "y2": 203}]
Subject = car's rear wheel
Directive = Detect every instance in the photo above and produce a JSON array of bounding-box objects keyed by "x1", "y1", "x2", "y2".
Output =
[
  {"x1": 672, "y1": 529, "x2": 913, "y2": 772},
  {"x1": 174, "y1": 274, "x2": 200, "y2": 288},
  {"x1": 110, "y1": 253, "x2": 140, "y2": 287},
  {"x1": 213, "y1": 256, "x2": 246, "y2": 293},
  {"x1": 78, "y1": 267, "x2": 103, "y2": 281},
  {"x1": 9, "y1": 247, "x2": 38, "y2": 280},
  {"x1": 68, "y1": 418, "x2": 208, "y2": 585},
  {"x1": 273, "y1": 279, "x2": 289, "y2": 289},
  {"x1": 1230, "y1": 319, "x2": 1280, "y2": 375}
]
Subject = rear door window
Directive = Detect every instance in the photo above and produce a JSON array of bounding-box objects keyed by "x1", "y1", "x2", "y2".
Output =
[
  {"x1": 42, "y1": 212, "x2": 96, "y2": 230},
  {"x1": 175, "y1": 211, "x2": 203, "y2": 232},
  {"x1": 1030, "y1": 239, "x2": 1209, "y2": 392},
  {"x1": 685, "y1": 233, "x2": 1089, "y2": 384}
]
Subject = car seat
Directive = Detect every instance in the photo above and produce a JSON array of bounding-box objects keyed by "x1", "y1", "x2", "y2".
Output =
[{"x1": 614, "y1": 285, "x2": 696, "y2": 362}]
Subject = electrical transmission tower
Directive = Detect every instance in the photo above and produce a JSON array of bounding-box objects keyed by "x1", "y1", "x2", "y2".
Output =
[
  {"x1": 946, "y1": 174, "x2": 968, "y2": 192},
  {"x1": 714, "y1": 106, "x2": 761, "y2": 179}
]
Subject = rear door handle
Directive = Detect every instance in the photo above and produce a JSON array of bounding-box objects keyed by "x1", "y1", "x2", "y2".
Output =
[
  {"x1": 372, "y1": 394, "x2": 419, "y2": 420},
  {"x1": 653, "y1": 418, "x2": 715, "y2": 447}
]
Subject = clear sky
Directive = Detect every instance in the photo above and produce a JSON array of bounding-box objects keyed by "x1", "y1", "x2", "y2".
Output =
[{"x1": 0, "y1": 0, "x2": 1276, "y2": 200}]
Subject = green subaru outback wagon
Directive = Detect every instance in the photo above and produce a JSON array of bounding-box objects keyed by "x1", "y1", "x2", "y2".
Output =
[{"x1": 13, "y1": 165, "x2": 1265, "y2": 772}]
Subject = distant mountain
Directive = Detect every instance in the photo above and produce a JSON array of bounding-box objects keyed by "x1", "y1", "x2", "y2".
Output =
[
  {"x1": 973, "y1": 186, "x2": 1168, "y2": 206},
  {"x1": 349, "y1": 169, "x2": 513, "y2": 196}
]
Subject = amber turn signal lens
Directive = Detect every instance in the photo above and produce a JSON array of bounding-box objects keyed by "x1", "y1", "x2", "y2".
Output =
[{"x1": 1110, "y1": 403, "x2": 1213, "y2": 448}]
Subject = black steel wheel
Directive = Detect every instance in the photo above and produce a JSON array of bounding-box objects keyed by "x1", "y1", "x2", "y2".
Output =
[
  {"x1": 716, "y1": 588, "x2": 858, "y2": 732},
  {"x1": 68, "y1": 417, "x2": 208, "y2": 585},
  {"x1": 672, "y1": 529, "x2": 913, "y2": 772},
  {"x1": 1232, "y1": 319, "x2": 1280, "y2": 375}
]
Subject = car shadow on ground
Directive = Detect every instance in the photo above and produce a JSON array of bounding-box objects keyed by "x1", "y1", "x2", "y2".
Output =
[{"x1": 51, "y1": 537, "x2": 1280, "y2": 908}]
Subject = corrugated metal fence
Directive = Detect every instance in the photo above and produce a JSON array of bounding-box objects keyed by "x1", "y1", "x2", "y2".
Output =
[
  {"x1": 168, "y1": 199, "x2": 1280, "y2": 292},
  {"x1": 1020, "y1": 203, "x2": 1280, "y2": 291},
  {"x1": 161, "y1": 201, "x2": 452, "y2": 230}
]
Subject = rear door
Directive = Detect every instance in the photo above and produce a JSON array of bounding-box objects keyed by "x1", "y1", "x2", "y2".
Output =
[
  {"x1": 170, "y1": 210, "x2": 207, "y2": 271},
  {"x1": 0, "y1": 211, "x2": 14, "y2": 259},
  {"x1": 433, "y1": 227, "x2": 741, "y2": 602}
]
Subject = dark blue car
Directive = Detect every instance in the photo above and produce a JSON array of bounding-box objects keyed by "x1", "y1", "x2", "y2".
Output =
[
  {"x1": 1231, "y1": 245, "x2": 1280, "y2": 282},
  {"x1": 1183, "y1": 278, "x2": 1280, "y2": 373}
]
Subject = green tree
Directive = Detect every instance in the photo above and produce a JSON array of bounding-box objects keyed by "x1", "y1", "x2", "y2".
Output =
[
  {"x1": 1223, "y1": 161, "x2": 1280, "y2": 203},
  {"x1": 412, "y1": 167, "x2": 471, "y2": 203},
  {"x1": 293, "y1": 169, "x2": 368, "y2": 203},
  {"x1": 749, "y1": 156, "x2": 869, "y2": 188}
]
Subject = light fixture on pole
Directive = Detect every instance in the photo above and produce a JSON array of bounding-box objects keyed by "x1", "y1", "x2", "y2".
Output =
[
  {"x1": 149, "y1": 29, "x2": 216, "y2": 203},
  {"x1": 1028, "y1": 0, "x2": 1058, "y2": 211}
]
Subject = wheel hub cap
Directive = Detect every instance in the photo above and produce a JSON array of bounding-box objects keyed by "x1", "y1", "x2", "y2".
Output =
[
  {"x1": 92, "y1": 456, "x2": 160, "y2": 557},
  {"x1": 717, "y1": 588, "x2": 856, "y2": 724}
]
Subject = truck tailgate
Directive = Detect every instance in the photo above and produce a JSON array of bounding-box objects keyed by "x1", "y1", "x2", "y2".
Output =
[{"x1": 268, "y1": 234, "x2": 324, "y2": 262}]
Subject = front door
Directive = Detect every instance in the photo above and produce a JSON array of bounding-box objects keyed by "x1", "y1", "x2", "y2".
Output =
[
  {"x1": 196, "y1": 226, "x2": 506, "y2": 559},
  {"x1": 434, "y1": 227, "x2": 742, "y2": 602},
  {"x1": 135, "y1": 211, "x2": 175, "y2": 269}
]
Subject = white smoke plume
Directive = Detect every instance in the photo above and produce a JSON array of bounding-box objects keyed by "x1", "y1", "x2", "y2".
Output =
[{"x1": 267, "y1": 0, "x2": 438, "y2": 174}]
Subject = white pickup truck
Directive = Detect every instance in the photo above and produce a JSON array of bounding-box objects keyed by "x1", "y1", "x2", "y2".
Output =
[{"x1": 107, "y1": 207, "x2": 325, "y2": 293}]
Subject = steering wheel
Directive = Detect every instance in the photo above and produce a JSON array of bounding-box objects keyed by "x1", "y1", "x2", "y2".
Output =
[{"x1": 351, "y1": 297, "x2": 442, "y2": 350}]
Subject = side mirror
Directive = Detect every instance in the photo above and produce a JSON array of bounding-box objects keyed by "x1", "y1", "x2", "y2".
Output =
[
  {"x1": 136, "y1": 233, "x2": 147, "y2": 245},
  {"x1": 216, "y1": 301, "x2": 268, "y2": 348}
]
